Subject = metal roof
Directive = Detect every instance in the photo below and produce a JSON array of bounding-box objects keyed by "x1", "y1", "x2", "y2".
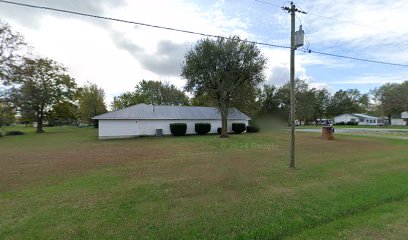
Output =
[
  {"x1": 351, "y1": 113, "x2": 381, "y2": 119},
  {"x1": 93, "y1": 104, "x2": 250, "y2": 120}
]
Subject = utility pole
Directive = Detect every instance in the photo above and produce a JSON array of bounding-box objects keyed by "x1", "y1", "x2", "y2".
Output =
[
  {"x1": 283, "y1": 2, "x2": 306, "y2": 169},
  {"x1": 289, "y1": 2, "x2": 296, "y2": 168}
]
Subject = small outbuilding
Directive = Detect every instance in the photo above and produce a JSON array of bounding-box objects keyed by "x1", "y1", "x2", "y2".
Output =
[
  {"x1": 390, "y1": 111, "x2": 408, "y2": 126},
  {"x1": 92, "y1": 104, "x2": 250, "y2": 139}
]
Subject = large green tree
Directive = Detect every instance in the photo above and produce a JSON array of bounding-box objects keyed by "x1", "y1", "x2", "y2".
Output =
[
  {"x1": 326, "y1": 89, "x2": 368, "y2": 117},
  {"x1": 0, "y1": 101, "x2": 15, "y2": 127},
  {"x1": 78, "y1": 82, "x2": 107, "y2": 125},
  {"x1": 372, "y1": 82, "x2": 408, "y2": 119},
  {"x1": 112, "y1": 80, "x2": 189, "y2": 110},
  {"x1": 313, "y1": 89, "x2": 330, "y2": 121},
  {"x1": 13, "y1": 57, "x2": 77, "y2": 132},
  {"x1": 0, "y1": 22, "x2": 25, "y2": 125},
  {"x1": 181, "y1": 36, "x2": 266, "y2": 137},
  {"x1": 48, "y1": 101, "x2": 78, "y2": 126},
  {"x1": 0, "y1": 22, "x2": 25, "y2": 82}
]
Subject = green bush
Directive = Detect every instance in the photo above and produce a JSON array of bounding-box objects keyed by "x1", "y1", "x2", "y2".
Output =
[
  {"x1": 217, "y1": 127, "x2": 222, "y2": 134},
  {"x1": 170, "y1": 123, "x2": 187, "y2": 136},
  {"x1": 6, "y1": 131, "x2": 25, "y2": 136},
  {"x1": 195, "y1": 123, "x2": 211, "y2": 135},
  {"x1": 335, "y1": 122, "x2": 345, "y2": 125},
  {"x1": 232, "y1": 123, "x2": 246, "y2": 134},
  {"x1": 346, "y1": 121, "x2": 359, "y2": 125},
  {"x1": 246, "y1": 125, "x2": 259, "y2": 133}
]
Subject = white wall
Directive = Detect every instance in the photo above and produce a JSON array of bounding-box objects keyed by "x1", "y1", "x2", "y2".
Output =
[
  {"x1": 99, "y1": 120, "x2": 140, "y2": 139},
  {"x1": 98, "y1": 119, "x2": 249, "y2": 139},
  {"x1": 333, "y1": 114, "x2": 380, "y2": 126},
  {"x1": 402, "y1": 112, "x2": 408, "y2": 119},
  {"x1": 334, "y1": 114, "x2": 355, "y2": 124},
  {"x1": 391, "y1": 118, "x2": 407, "y2": 126}
]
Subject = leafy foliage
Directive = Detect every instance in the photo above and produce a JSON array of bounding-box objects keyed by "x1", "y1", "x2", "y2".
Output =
[
  {"x1": 0, "y1": 101, "x2": 15, "y2": 127},
  {"x1": 194, "y1": 123, "x2": 211, "y2": 135},
  {"x1": 182, "y1": 36, "x2": 266, "y2": 137},
  {"x1": 169, "y1": 123, "x2": 187, "y2": 136},
  {"x1": 372, "y1": 82, "x2": 408, "y2": 118},
  {"x1": 232, "y1": 123, "x2": 246, "y2": 134},
  {"x1": 78, "y1": 82, "x2": 107, "y2": 125},
  {"x1": 0, "y1": 22, "x2": 25, "y2": 83},
  {"x1": 47, "y1": 101, "x2": 78, "y2": 126},
  {"x1": 112, "y1": 80, "x2": 189, "y2": 110},
  {"x1": 11, "y1": 57, "x2": 77, "y2": 132}
]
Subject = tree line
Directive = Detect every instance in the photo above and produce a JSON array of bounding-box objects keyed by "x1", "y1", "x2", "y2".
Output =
[
  {"x1": 1, "y1": 21, "x2": 407, "y2": 136},
  {"x1": 0, "y1": 22, "x2": 107, "y2": 132}
]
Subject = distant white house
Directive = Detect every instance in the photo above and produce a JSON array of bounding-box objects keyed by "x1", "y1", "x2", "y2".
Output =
[
  {"x1": 333, "y1": 113, "x2": 383, "y2": 126},
  {"x1": 92, "y1": 104, "x2": 250, "y2": 139},
  {"x1": 390, "y1": 111, "x2": 408, "y2": 126}
]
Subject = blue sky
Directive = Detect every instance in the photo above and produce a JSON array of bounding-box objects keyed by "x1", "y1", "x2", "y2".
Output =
[{"x1": 1, "y1": 0, "x2": 407, "y2": 104}]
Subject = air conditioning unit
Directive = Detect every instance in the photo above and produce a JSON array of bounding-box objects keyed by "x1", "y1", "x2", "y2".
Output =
[{"x1": 155, "y1": 129, "x2": 163, "y2": 137}]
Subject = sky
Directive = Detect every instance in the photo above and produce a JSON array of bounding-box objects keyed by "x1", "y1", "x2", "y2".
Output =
[{"x1": 1, "y1": 0, "x2": 407, "y2": 107}]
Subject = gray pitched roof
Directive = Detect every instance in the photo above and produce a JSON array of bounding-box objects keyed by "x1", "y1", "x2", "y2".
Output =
[
  {"x1": 93, "y1": 104, "x2": 250, "y2": 120},
  {"x1": 351, "y1": 113, "x2": 381, "y2": 119}
]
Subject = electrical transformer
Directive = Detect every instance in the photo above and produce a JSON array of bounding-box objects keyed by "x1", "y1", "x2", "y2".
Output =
[{"x1": 295, "y1": 25, "x2": 304, "y2": 48}]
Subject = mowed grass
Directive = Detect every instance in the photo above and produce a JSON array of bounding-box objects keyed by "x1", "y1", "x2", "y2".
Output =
[{"x1": 1, "y1": 126, "x2": 408, "y2": 239}]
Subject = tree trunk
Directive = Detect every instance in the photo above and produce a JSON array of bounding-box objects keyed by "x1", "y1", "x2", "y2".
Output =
[
  {"x1": 37, "y1": 106, "x2": 45, "y2": 133},
  {"x1": 36, "y1": 116, "x2": 44, "y2": 133},
  {"x1": 220, "y1": 109, "x2": 229, "y2": 138}
]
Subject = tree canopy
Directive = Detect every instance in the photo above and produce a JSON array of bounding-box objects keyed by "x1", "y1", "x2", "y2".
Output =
[
  {"x1": 182, "y1": 36, "x2": 267, "y2": 137},
  {"x1": 111, "y1": 80, "x2": 189, "y2": 110},
  {"x1": 0, "y1": 22, "x2": 25, "y2": 83},
  {"x1": 12, "y1": 57, "x2": 77, "y2": 132},
  {"x1": 78, "y1": 82, "x2": 107, "y2": 125}
]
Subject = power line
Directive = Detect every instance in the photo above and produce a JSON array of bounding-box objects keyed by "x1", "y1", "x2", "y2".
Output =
[
  {"x1": 0, "y1": 0, "x2": 291, "y2": 50},
  {"x1": 0, "y1": 0, "x2": 407, "y2": 68}
]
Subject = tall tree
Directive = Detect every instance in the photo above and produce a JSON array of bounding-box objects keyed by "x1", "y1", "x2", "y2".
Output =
[
  {"x1": 372, "y1": 82, "x2": 408, "y2": 119},
  {"x1": 111, "y1": 80, "x2": 189, "y2": 110},
  {"x1": 0, "y1": 101, "x2": 15, "y2": 127},
  {"x1": 0, "y1": 22, "x2": 25, "y2": 83},
  {"x1": 13, "y1": 57, "x2": 77, "y2": 132},
  {"x1": 313, "y1": 89, "x2": 330, "y2": 121},
  {"x1": 78, "y1": 82, "x2": 107, "y2": 125},
  {"x1": 48, "y1": 101, "x2": 78, "y2": 126},
  {"x1": 182, "y1": 36, "x2": 266, "y2": 137},
  {"x1": 0, "y1": 22, "x2": 25, "y2": 124},
  {"x1": 258, "y1": 84, "x2": 280, "y2": 114},
  {"x1": 326, "y1": 89, "x2": 367, "y2": 117}
]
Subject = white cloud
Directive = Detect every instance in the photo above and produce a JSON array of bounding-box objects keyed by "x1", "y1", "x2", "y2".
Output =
[{"x1": 2, "y1": 0, "x2": 406, "y2": 108}]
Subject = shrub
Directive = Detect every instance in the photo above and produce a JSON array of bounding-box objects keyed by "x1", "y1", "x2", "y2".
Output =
[
  {"x1": 232, "y1": 123, "x2": 246, "y2": 134},
  {"x1": 346, "y1": 121, "x2": 358, "y2": 125},
  {"x1": 335, "y1": 121, "x2": 345, "y2": 125},
  {"x1": 195, "y1": 123, "x2": 211, "y2": 135},
  {"x1": 170, "y1": 123, "x2": 187, "y2": 136},
  {"x1": 217, "y1": 127, "x2": 222, "y2": 134},
  {"x1": 246, "y1": 125, "x2": 259, "y2": 133},
  {"x1": 5, "y1": 131, "x2": 25, "y2": 136}
]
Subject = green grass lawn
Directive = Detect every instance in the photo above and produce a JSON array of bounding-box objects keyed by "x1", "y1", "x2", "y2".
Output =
[{"x1": 1, "y1": 126, "x2": 408, "y2": 239}]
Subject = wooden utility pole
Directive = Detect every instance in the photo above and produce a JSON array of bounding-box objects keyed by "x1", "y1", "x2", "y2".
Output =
[
  {"x1": 289, "y1": 2, "x2": 296, "y2": 168},
  {"x1": 283, "y1": 2, "x2": 306, "y2": 169}
]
